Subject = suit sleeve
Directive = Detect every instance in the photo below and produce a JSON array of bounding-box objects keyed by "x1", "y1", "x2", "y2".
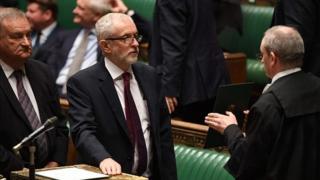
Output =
[
  {"x1": 227, "y1": 94, "x2": 283, "y2": 179},
  {"x1": 157, "y1": 0, "x2": 188, "y2": 97},
  {"x1": 67, "y1": 77, "x2": 111, "y2": 165},
  {"x1": 0, "y1": 146, "x2": 24, "y2": 177},
  {"x1": 42, "y1": 63, "x2": 69, "y2": 165}
]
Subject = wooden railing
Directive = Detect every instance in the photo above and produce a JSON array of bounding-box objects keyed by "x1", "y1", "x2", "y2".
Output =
[
  {"x1": 171, "y1": 118, "x2": 208, "y2": 148},
  {"x1": 59, "y1": 99, "x2": 209, "y2": 148}
]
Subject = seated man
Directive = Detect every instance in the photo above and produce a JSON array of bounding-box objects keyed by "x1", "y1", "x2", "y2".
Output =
[
  {"x1": 0, "y1": 8, "x2": 68, "y2": 178},
  {"x1": 26, "y1": 0, "x2": 65, "y2": 62},
  {"x1": 205, "y1": 26, "x2": 320, "y2": 179},
  {"x1": 67, "y1": 13, "x2": 177, "y2": 180}
]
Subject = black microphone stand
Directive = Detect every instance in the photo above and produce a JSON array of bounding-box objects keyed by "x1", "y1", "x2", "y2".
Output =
[{"x1": 28, "y1": 141, "x2": 36, "y2": 180}]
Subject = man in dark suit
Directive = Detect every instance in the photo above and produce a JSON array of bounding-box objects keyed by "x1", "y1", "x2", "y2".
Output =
[
  {"x1": 67, "y1": 13, "x2": 177, "y2": 180},
  {"x1": 272, "y1": 0, "x2": 320, "y2": 77},
  {"x1": 150, "y1": 0, "x2": 230, "y2": 124},
  {"x1": 0, "y1": 8, "x2": 68, "y2": 178},
  {"x1": 49, "y1": 0, "x2": 150, "y2": 96},
  {"x1": 205, "y1": 26, "x2": 320, "y2": 179},
  {"x1": 25, "y1": 0, "x2": 65, "y2": 63}
]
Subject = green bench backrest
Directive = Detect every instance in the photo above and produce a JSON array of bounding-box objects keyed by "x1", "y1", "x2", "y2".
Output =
[
  {"x1": 174, "y1": 145, "x2": 234, "y2": 180},
  {"x1": 218, "y1": 5, "x2": 274, "y2": 59},
  {"x1": 123, "y1": 0, "x2": 155, "y2": 21}
]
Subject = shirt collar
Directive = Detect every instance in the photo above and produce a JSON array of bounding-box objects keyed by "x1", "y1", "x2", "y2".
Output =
[
  {"x1": 41, "y1": 21, "x2": 57, "y2": 39},
  {"x1": 0, "y1": 58, "x2": 26, "y2": 78},
  {"x1": 82, "y1": 28, "x2": 96, "y2": 36},
  {"x1": 271, "y1": 67, "x2": 301, "y2": 84},
  {"x1": 104, "y1": 57, "x2": 133, "y2": 81}
]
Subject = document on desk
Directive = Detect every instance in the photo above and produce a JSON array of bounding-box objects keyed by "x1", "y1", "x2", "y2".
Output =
[{"x1": 35, "y1": 167, "x2": 109, "y2": 180}]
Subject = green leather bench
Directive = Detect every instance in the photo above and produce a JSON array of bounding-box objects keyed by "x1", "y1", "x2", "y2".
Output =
[
  {"x1": 174, "y1": 144, "x2": 234, "y2": 180},
  {"x1": 218, "y1": 5, "x2": 274, "y2": 85}
]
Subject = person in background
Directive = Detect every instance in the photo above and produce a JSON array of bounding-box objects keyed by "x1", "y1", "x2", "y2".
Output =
[
  {"x1": 67, "y1": 13, "x2": 177, "y2": 180},
  {"x1": 150, "y1": 0, "x2": 230, "y2": 125},
  {"x1": 0, "y1": 8, "x2": 68, "y2": 178},
  {"x1": 205, "y1": 25, "x2": 320, "y2": 179},
  {"x1": 26, "y1": 0, "x2": 65, "y2": 62},
  {"x1": 272, "y1": 0, "x2": 320, "y2": 77}
]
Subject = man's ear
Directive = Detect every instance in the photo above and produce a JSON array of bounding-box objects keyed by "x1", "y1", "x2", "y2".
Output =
[
  {"x1": 99, "y1": 40, "x2": 112, "y2": 54},
  {"x1": 43, "y1": 10, "x2": 53, "y2": 21},
  {"x1": 270, "y1": 51, "x2": 277, "y2": 66}
]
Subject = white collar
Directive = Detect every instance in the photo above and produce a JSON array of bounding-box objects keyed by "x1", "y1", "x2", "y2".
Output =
[
  {"x1": 41, "y1": 21, "x2": 57, "y2": 38},
  {"x1": 271, "y1": 67, "x2": 301, "y2": 84},
  {"x1": 0, "y1": 58, "x2": 26, "y2": 78},
  {"x1": 104, "y1": 57, "x2": 133, "y2": 80}
]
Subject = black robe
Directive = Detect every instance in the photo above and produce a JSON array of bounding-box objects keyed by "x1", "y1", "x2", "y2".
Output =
[{"x1": 224, "y1": 71, "x2": 320, "y2": 180}]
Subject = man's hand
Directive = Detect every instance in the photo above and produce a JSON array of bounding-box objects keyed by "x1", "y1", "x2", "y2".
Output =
[
  {"x1": 44, "y1": 161, "x2": 59, "y2": 168},
  {"x1": 165, "y1": 96, "x2": 178, "y2": 114},
  {"x1": 99, "y1": 158, "x2": 122, "y2": 175},
  {"x1": 108, "y1": 0, "x2": 128, "y2": 13},
  {"x1": 204, "y1": 111, "x2": 238, "y2": 134}
]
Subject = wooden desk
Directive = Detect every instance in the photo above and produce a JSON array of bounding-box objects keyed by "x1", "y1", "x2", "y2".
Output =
[
  {"x1": 11, "y1": 164, "x2": 147, "y2": 180},
  {"x1": 224, "y1": 52, "x2": 247, "y2": 83}
]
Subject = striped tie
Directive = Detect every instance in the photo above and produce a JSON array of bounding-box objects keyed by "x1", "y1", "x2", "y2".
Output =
[{"x1": 13, "y1": 70, "x2": 48, "y2": 164}]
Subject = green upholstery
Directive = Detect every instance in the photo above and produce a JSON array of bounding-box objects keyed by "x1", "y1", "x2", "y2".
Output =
[
  {"x1": 218, "y1": 5, "x2": 274, "y2": 85},
  {"x1": 123, "y1": 0, "x2": 155, "y2": 21},
  {"x1": 174, "y1": 144, "x2": 234, "y2": 180}
]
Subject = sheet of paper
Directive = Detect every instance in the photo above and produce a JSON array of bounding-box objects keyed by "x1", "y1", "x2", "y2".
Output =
[{"x1": 35, "y1": 167, "x2": 109, "y2": 180}]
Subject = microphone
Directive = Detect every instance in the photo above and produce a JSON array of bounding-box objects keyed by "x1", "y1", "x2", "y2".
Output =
[{"x1": 13, "y1": 116, "x2": 58, "y2": 154}]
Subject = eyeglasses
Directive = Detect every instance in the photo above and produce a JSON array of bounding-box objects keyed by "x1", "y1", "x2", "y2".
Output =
[{"x1": 105, "y1": 34, "x2": 143, "y2": 44}]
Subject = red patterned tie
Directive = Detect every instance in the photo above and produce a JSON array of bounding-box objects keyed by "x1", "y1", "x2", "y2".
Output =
[
  {"x1": 13, "y1": 70, "x2": 48, "y2": 164},
  {"x1": 122, "y1": 72, "x2": 147, "y2": 175}
]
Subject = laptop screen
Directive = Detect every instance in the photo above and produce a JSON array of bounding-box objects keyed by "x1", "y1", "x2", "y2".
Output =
[{"x1": 204, "y1": 82, "x2": 254, "y2": 148}]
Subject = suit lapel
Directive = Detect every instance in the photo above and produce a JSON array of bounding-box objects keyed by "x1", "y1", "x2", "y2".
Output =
[
  {"x1": 132, "y1": 64, "x2": 158, "y2": 135},
  {"x1": 97, "y1": 62, "x2": 131, "y2": 140},
  {"x1": 0, "y1": 65, "x2": 33, "y2": 129}
]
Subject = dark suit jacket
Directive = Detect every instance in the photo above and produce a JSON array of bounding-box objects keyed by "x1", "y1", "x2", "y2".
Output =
[
  {"x1": 224, "y1": 71, "x2": 320, "y2": 179},
  {"x1": 67, "y1": 61, "x2": 177, "y2": 180},
  {"x1": 150, "y1": 0, "x2": 230, "y2": 105},
  {"x1": 0, "y1": 60, "x2": 69, "y2": 178},
  {"x1": 272, "y1": 0, "x2": 320, "y2": 76},
  {"x1": 32, "y1": 25, "x2": 65, "y2": 64}
]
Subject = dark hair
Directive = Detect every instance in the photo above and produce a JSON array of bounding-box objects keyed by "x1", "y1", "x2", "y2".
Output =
[{"x1": 28, "y1": 0, "x2": 58, "y2": 19}]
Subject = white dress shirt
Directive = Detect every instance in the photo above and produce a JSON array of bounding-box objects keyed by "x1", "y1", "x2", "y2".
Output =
[
  {"x1": 104, "y1": 58, "x2": 152, "y2": 177},
  {"x1": 56, "y1": 28, "x2": 98, "y2": 87},
  {"x1": 0, "y1": 59, "x2": 41, "y2": 120},
  {"x1": 32, "y1": 21, "x2": 57, "y2": 47}
]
